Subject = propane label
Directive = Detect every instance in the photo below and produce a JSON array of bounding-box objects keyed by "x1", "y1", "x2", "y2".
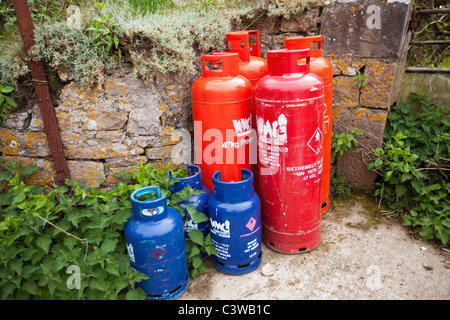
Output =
[
  {"x1": 232, "y1": 115, "x2": 252, "y2": 137},
  {"x1": 287, "y1": 158, "x2": 323, "y2": 181},
  {"x1": 256, "y1": 113, "x2": 288, "y2": 169},
  {"x1": 221, "y1": 115, "x2": 255, "y2": 150}
]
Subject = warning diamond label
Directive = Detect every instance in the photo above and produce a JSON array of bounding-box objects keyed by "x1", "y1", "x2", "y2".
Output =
[
  {"x1": 245, "y1": 217, "x2": 257, "y2": 231},
  {"x1": 307, "y1": 128, "x2": 323, "y2": 155}
]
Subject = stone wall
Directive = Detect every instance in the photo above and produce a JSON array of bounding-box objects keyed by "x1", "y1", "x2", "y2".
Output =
[
  {"x1": 399, "y1": 72, "x2": 450, "y2": 113},
  {"x1": 0, "y1": 0, "x2": 412, "y2": 190},
  {"x1": 0, "y1": 64, "x2": 194, "y2": 188},
  {"x1": 234, "y1": 0, "x2": 412, "y2": 190},
  {"x1": 321, "y1": 0, "x2": 412, "y2": 190}
]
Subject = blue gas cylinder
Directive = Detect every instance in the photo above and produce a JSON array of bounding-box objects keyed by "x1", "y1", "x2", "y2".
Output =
[
  {"x1": 208, "y1": 168, "x2": 262, "y2": 275},
  {"x1": 169, "y1": 164, "x2": 211, "y2": 259},
  {"x1": 124, "y1": 186, "x2": 189, "y2": 300}
]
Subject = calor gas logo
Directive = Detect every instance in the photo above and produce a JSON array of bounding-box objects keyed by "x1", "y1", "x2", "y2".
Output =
[
  {"x1": 256, "y1": 113, "x2": 287, "y2": 146},
  {"x1": 232, "y1": 115, "x2": 252, "y2": 137},
  {"x1": 210, "y1": 218, "x2": 231, "y2": 238}
]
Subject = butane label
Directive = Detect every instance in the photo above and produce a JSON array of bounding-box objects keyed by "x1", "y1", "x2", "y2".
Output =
[{"x1": 210, "y1": 218, "x2": 230, "y2": 238}]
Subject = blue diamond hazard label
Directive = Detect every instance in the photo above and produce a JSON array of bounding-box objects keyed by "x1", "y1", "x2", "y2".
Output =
[{"x1": 307, "y1": 128, "x2": 323, "y2": 155}]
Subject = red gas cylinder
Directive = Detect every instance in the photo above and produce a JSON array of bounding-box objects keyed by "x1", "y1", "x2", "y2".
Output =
[
  {"x1": 255, "y1": 49, "x2": 324, "y2": 254},
  {"x1": 226, "y1": 30, "x2": 268, "y2": 193},
  {"x1": 285, "y1": 35, "x2": 333, "y2": 214},
  {"x1": 192, "y1": 52, "x2": 254, "y2": 192}
]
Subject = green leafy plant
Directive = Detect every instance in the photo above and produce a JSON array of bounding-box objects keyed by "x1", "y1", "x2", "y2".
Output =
[
  {"x1": 128, "y1": 0, "x2": 174, "y2": 15},
  {"x1": 331, "y1": 127, "x2": 363, "y2": 158},
  {"x1": 0, "y1": 160, "x2": 216, "y2": 299},
  {"x1": 114, "y1": 162, "x2": 217, "y2": 279},
  {"x1": 0, "y1": 0, "x2": 16, "y2": 36},
  {"x1": 353, "y1": 71, "x2": 367, "y2": 89},
  {"x1": 198, "y1": 0, "x2": 225, "y2": 10},
  {"x1": 367, "y1": 93, "x2": 450, "y2": 245},
  {"x1": 87, "y1": 1, "x2": 122, "y2": 58},
  {"x1": 330, "y1": 170, "x2": 352, "y2": 202},
  {"x1": 329, "y1": 127, "x2": 363, "y2": 202},
  {"x1": 31, "y1": 20, "x2": 114, "y2": 86},
  {"x1": 0, "y1": 83, "x2": 17, "y2": 125},
  {"x1": 0, "y1": 160, "x2": 148, "y2": 300},
  {"x1": 169, "y1": 184, "x2": 217, "y2": 278}
]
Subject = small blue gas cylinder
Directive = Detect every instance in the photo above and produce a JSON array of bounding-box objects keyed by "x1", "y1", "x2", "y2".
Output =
[
  {"x1": 169, "y1": 165, "x2": 211, "y2": 259},
  {"x1": 208, "y1": 168, "x2": 262, "y2": 275},
  {"x1": 124, "y1": 186, "x2": 189, "y2": 300}
]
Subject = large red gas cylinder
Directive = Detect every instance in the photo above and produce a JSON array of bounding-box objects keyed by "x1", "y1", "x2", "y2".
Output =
[
  {"x1": 192, "y1": 52, "x2": 254, "y2": 192},
  {"x1": 255, "y1": 49, "x2": 324, "y2": 254},
  {"x1": 226, "y1": 30, "x2": 268, "y2": 193},
  {"x1": 285, "y1": 35, "x2": 333, "y2": 214}
]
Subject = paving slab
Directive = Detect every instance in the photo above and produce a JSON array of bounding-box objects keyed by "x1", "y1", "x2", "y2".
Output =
[{"x1": 180, "y1": 195, "x2": 450, "y2": 300}]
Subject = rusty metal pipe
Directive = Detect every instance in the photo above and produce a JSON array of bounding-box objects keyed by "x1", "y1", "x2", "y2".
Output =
[
  {"x1": 406, "y1": 67, "x2": 450, "y2": 73},
  {"x1": 410, "y1": 40, "x2": 450, "y2": 45},
  {"x1": 417, "y1": 8, "x2": 450, "y2": 15},
  {"x1": 12, "y1": 0, "x2": 70, "y2": 185}
]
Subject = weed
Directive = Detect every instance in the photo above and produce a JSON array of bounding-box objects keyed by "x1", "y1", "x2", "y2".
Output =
[
  {"x1": 331, "y1": 127, "x2": 362, "y2": 159},
  {"x1": 0, "y1": 160, "x2": 216, "y2": 299},
  {"x1": 0, "y1": 83, "x2": 17, "y2": 125},
  {"x1": 367, "y1": 93, "x2": 450, "y2": 245}
]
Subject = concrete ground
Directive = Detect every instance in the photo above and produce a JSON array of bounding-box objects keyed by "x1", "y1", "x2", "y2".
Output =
[{"x1": 180, "y1": 194, "x2": 450, "y2": 300}]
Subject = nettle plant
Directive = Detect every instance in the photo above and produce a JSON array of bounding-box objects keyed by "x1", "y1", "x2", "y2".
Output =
[
  {"x1": 331, "y1": 127, "x2": 362, "y2": 159},
  {"x1": 0, "y1": 160, "x2": 215, "y2": 299},
  {"x1": 329, "y1": 127, "x2": 363, "y2": 201},
  {"x1": 0, "y1": 83, "x2": 17, "y2": 125},
  {"x1": 368, "y1": 93, "x2": 450, "y2": 245}
]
